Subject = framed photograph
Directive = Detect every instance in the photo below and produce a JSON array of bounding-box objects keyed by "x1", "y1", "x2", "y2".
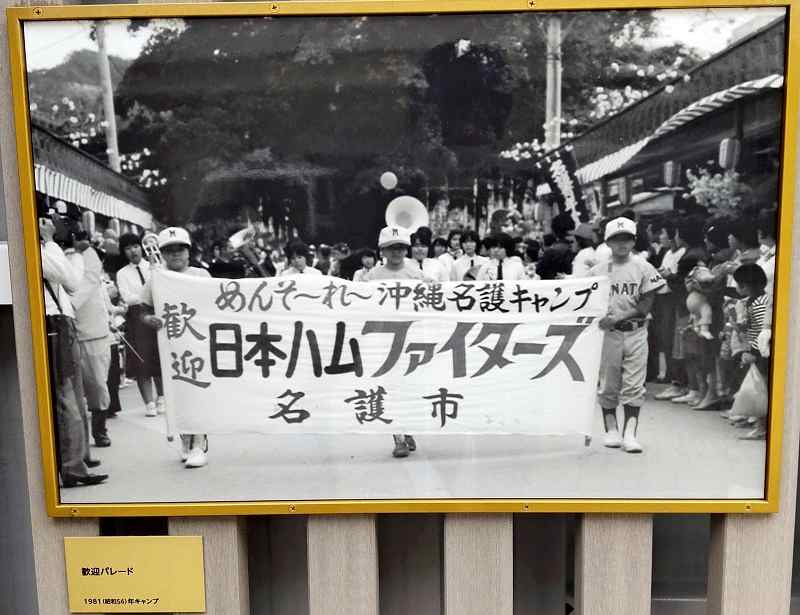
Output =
[{"x1": 6, "y1": 0, "x2": 797, "y2": 516}]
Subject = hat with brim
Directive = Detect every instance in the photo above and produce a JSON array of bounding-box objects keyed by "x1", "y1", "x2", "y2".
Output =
[
  {"x1": 158, "y1": 227, "x2": 192, "y2": 249},
  {"x1": 378, "y1": 225, "x2": 411, "y2": 248},
  {"x1": 604, "y1": 217, "x2": 637, "y2": 241}
]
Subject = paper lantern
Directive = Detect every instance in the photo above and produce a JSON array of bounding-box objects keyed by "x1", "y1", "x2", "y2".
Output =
[
  {"x1": 617, "y1": 177, "x2": 632, "y2": 206},
  {"x1": 719, "y1": 138, "x2": 741, "y2": 170},
  {"x1": 663, "y1": 160, "x2": 682, "y2": 187}
]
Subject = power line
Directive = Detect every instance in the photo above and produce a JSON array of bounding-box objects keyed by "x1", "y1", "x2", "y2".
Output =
[{"x1": 26, "y1": 25, "x2": 89, "y2": 58}]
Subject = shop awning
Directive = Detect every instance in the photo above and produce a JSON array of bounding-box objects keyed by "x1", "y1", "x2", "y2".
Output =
[
  {"x1": 34, "y1": 164, "x2": 153, "y2": 230},
  {"x1": 575, "y1": 74, "x2": 784, "y2": 185}
]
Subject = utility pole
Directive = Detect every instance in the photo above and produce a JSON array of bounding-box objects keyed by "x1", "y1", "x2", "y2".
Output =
[
  {"x1": 95, "y1": 20, "x2": 121, "y2": 172},
  {"x1": 544, "y1": 15, "x2": 562, "y2": 150}
]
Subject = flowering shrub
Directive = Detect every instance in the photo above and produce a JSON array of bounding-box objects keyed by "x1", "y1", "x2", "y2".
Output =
[{"x1": 685, "y1": 166, "x2": 742, "y2": 213}]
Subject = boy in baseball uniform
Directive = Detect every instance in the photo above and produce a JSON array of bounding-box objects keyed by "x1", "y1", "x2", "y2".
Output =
[{"x1": 589, "y1": 217, "x2": 665, "y2": 453}]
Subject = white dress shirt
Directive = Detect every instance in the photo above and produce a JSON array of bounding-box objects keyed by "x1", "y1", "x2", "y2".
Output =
[
  {"x1": 41, "y1": 241, "x2": 79, "y2": 318},
  {"x1": 451, "y1": 254, "x2": 488, "y2": 281},
  {"x1": 476, "y1": 257, "x2": 526, "y2": 281},
  {"x1": 117, "y1": 259, "x2": 151, "y2": 306}
]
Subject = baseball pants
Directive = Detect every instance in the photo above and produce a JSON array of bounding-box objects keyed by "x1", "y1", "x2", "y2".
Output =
[{"x1": 598, "y1": 326, "x2": 648, "y2": 408}]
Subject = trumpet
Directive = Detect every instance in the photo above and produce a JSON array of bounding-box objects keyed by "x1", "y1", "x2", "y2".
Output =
[
  {"x1": 141, "y1": 232, "x2": 163, "y2": 267},
  {"x1": 140, "y1": 231, "x2": 174, "y2": 442},
  {"x1": 229, "y1": 226, "x2": 269, "y2": 277}
]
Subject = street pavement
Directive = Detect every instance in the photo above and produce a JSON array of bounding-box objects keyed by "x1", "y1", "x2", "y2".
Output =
[{"x1": 61, "y1": 383, "x2": 766, "y2": 504}]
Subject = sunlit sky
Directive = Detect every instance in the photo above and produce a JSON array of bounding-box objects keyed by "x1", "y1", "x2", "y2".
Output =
[{"x1": 23, "y1": 7, "x2": 786, "y2": 71}]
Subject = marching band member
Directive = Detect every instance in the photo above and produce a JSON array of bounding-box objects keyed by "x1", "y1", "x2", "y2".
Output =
[
  {"x1": 117, "y1": 233, "x2": 165, "y2": 418},
  {"x1": 140, "y1": 227, "x2": 213, "y2": 469},
  {"x1": 409, "y1": 227, "x2": 448, "y2": 283},
  {"x1": 451, "y1": 230, "x2": 487, "y2": 281},
  {"x1": 364, "y1": 226, "x2": 424, "y2": 458},
  {"x1": 476, "y1": 233, "x2": 526, "y2": 281}
]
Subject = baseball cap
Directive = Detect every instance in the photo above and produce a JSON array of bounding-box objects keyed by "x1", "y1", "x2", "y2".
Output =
[
  {"x1": 158, "y1": 227, "x2": 192, "y2": 249},
  {"x1": 604, "y1": 217, "x2": 637, "y2": 241},
  {"x1": 378, "y1": 225, "x2": 411, "y2": 248}
]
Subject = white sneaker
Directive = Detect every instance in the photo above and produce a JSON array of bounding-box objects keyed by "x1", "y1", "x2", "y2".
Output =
[
  {"x1": 622, "y1": 432, "x2": 643, "y2": 453},
  {"x1": 673, "y1": 391, "x2": 700, "y2": 404},
  {"x1": 156, "y1": 397, "x2": 166, "y2": 415},
  {"x1": 603, "y1": 429, "x2": 622, "y2": 448},
  {"x1": 184, "y1": 448, "x2": 207, "y2": 468},
  {"x1": 145, "y1": 402, "x2": 157, "y2": 417}
]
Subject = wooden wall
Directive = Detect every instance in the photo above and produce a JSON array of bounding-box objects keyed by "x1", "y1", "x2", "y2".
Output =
[{"x1": 1, "y1": 1, "x2": 798, "y2": 614}]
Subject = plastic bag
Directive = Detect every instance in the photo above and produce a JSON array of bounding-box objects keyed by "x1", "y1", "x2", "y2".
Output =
[{"x1": 731, "y1": 363, "x2": 768, "y2": 418}]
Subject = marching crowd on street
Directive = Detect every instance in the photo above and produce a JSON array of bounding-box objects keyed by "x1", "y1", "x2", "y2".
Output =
[{"x1": 40, "y1": 197, "x2": 775, "y2": 487}]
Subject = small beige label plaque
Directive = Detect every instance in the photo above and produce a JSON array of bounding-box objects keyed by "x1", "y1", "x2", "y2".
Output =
[{"x1": 64, "y1": 536, "x2": 205, "y2": 612}]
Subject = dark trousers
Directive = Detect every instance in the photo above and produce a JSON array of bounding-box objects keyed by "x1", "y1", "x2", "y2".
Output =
[{"x1": 107, "y1": 344, "x2": 121, "y2": 414}]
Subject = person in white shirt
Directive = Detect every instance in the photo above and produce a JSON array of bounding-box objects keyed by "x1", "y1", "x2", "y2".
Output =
[
  {"x1": 409, "y1": 228, "x2": 449, "y2": 283},
  {"x1": 437, "y1": 229, "x2": 463, "y2": 278},
  {"x1": 363, "y1": 226, "x2": 423, "y2": 458},
  {"x1": 451, "y1": 230, "x2": 488, "y2": 281},
  {"x1": 117, "y1": 233, "x2": 164, "y2": 418},
  {"x1": 476, "y1": 233, "x2": 527, "y2": 281},
  {"x1": 280, "y1": 242, "x2": 324, "y2": 277},
  {"x1": 39, "y1": 214, "x2": 108, "y2": 487},
  {"x1": 352, "y1": 249, "x2": 378, "y2": 282},
  {"x1": 70, "y1": 233, "x2": 114, "y2": 450},
  {"x1": 141, "y1": 227, "x2": 212, "y2": 469},
  {"x1": 570, "y1": 224, "x2": 598, "y2": 278}
]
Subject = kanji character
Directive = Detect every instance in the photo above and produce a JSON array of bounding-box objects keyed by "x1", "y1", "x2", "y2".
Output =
[
  {"x1": 446, "y1": 283, "x2": 477, "y2": 311},
  {"x1": 269, "y1": 389, "x2": 310, "y2": 423},
  {"x1": 245, "y1": 322, "x2": 287, "y2": 378},
  {"x1": 411, "y1": 283, "x2": 446, "y2": 311},
  {"x1": 209, "y1": 323, "x2": 243, "y2": 377},
  {"x1": 161, "y1": 302, "x2": 205, "y2": 340},
  {"x1": 377, "y1": 282, "x2": 413, "y2": 310},
  {"x1": 423, "y1": 388, "x2": 464, "y2": 428},
  {"x1": 476, "y1": 283, "x2": 509, "y2": 313},
  {"x1": 170, "y1": 350, "x2": 211, "y2": 388},
  {"x1": 346, "y1": 386, "x2": 392, "y2": 424}
]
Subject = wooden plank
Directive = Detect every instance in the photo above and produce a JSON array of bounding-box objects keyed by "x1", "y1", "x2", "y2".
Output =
[
  {"x1": 0, "y1": 2, "x2": 101, "y2": 615},
  {"x1": 514, "y1": 514, "x2": 567, "y2": 615},
  {"x1": 169, "y1": 516, "x2": 249, "y2": 615},
  {"x1": 575, "y1": 514, "x2": 653, "y2": 615},
  {"x1": 378, "y1": 514, "x2": 443, "y2": 615},
  {"x1": 444, "y1": 514, "x2": 513, "y2": 615},
  {"x1": 307, "y1": 515, "x2": 378, "y2": 615}
]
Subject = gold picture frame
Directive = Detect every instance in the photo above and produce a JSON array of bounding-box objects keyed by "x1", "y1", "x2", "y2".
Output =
[{"x1": 6, "y1": 0, "x2": 798, "y2": 517}]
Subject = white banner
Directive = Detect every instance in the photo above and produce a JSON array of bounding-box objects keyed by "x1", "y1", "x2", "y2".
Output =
[{"x1": 153, "y1": 270, "x2": 609, "y2": 435}]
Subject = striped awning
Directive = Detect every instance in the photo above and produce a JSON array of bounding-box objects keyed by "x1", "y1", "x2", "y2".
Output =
[
  {"x1": 34, "y1": 164, "x2": 153, "y2": 229},
  {"x1": 576, "y1": 138, "x2": 650, "y2": 185},
  {"x1": 653, "y1": 74, "x2": 784, "y2": 139},
  {"x1": 575, "y1": 74, "x2": 784, "y2": 185}
]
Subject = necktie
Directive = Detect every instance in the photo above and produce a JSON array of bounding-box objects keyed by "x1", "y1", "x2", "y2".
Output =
[
  {"x1": 497, "y1": 260, "x2": 503, "y2": 280},
  {"x1": 418, "y1": 260, "x2": 423, "y2": 270},
  {"x1": 470, "y1": 258, "x2": 474, "y2": 268},
  {"x1": 136, "y1": 264, "x2": 145, "y2": 285}
]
